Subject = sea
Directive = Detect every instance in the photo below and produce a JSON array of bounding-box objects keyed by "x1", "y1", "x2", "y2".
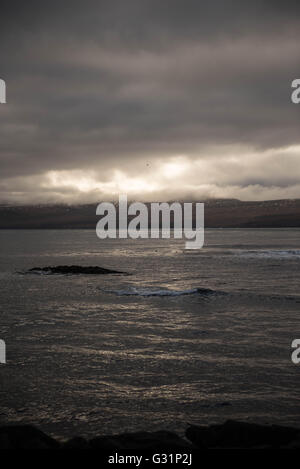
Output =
[{"x1": 0, "y1": 228, "x2": 299, "y2": 439}]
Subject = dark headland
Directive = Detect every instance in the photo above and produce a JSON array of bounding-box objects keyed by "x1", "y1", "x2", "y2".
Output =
[{"x1": 1, "y1": 198, "x2": 300, "y2": 229}]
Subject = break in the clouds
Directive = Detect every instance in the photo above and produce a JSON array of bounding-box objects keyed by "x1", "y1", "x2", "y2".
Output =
[{"x1": 0, "y1": 0, "x2": 300, "y2": 204}]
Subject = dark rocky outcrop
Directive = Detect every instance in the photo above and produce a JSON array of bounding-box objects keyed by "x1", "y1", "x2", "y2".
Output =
[
  {"x1": 88, "y1": 431, "x2": 192, "y2": 451},
  {"x1": 0, "y1": 425, "x2": 59, "y2": 449},
  {"x1": 62, "y1": 436, "x2": 90, "y2": 449},
  {"x1": 195, "y1": 287, "x2": 216, "y2": 295},
  {"x1": 27, "y1": 265, "x2": 127, "y2": 275},
  {"x1": 185, "y1": 420, "x2": 300, "y2": 449},
  {"x1": 1, "y1": 421, "x2": 300, "y2": 449}
]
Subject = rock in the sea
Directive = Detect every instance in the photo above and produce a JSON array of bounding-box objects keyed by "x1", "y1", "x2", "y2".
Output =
[
  {"x1": 186, "y1": 420, "x2": 300, "y2": 449},
  {"x1": 28, "y1": 265, "x2": 126, "y2": 275},
  {"x1": 196, "y1": 287, "x2": 216, "y2": 295},
  {"x1": 89, "y1": 431, "x2": 192, "y2": 451},
  {"x1": 0, "y1": 425, "x2": 60, "y2": 449}
]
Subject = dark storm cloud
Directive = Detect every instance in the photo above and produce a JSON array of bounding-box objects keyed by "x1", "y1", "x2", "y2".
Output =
[{"x1": 0, "y1": 1, "x2": 299, "y2": 202}]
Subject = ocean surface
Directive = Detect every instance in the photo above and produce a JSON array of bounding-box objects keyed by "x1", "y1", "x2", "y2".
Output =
[{"x1": 0, "y1": 229, "x2": 299, "y2": 439}]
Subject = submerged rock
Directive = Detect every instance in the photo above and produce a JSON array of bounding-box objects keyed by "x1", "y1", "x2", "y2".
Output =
[
  {"x1": 185, "y1": 420, "x2": 300, "y2": 449},
  {"x1": 27, "y1": 265, "x2": 127, "y2": 275}
]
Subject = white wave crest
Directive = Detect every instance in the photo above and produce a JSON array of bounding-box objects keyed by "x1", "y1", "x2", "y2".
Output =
[
  {"x1": 238, "y1": 249, "x2": 300, "y2": 259},
  {"x1": 109, "y1": 287, "x2": 213, "y2": 297}
]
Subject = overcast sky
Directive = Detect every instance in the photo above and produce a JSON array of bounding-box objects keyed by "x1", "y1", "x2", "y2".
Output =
[{"x1": 0, "y1": 0, "x2": 299, "y2": 204}]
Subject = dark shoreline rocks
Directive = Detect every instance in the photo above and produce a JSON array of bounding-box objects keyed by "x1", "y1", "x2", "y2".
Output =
[
  {"x1": 27, "y1": 265, "x2": 127, "y2": 275},
  {"x1": 185, "y1": 420, "x2": 300, "y2": 449},
  {"x1": 88, "y1": 431, "x2": 192, "y2": 451},
  {"x1": 0, "y1": 425, "x2": 60, "y2": 449},
  {"x1": 0, "y1": 420, "x2": 300, "y2": 449}
]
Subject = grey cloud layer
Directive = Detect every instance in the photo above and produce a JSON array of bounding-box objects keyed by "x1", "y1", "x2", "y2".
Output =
[{"x1": 0, "y1": 1, "x2": 300, "y2": 202}]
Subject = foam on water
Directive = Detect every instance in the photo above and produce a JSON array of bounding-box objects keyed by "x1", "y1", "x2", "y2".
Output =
[
  {"x1": 236, "y1": 249, "x2": 300, "y2": 259},
  {"x1": 109, "y1": 286, "x2": 214, "y2": 297}
]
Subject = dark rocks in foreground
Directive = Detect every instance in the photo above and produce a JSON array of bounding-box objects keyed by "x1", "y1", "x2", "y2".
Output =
[
  {"x1": 1, "y1": 421, "x2": 300, "y2": 449},
  {"x1": 0, "y1": 426, "x2": 191, "y2": 450},
  {"x1": 88, "y1": 431, "x2": 191, "y2": 451},
  {"x1": 27, "y1": 265, "x2": 127, "y2": 275},
  {"x1": 186, "y1": 420, "x2": 300, "y2": 449},
  {"x1": 0, "y1": 425, "x2": 59, "y2": 449}
]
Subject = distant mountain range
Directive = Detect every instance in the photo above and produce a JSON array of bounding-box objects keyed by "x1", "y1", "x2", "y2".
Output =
[{"x1": 0, "y1": 198, "x2": 300, "y2": 229}]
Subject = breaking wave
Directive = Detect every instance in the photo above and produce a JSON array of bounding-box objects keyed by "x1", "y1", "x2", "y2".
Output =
[
  {"x1": 236, "y1": 249, "x2": 300, "y2": 259},
  {"x1": 109, "y1": 287, "x2": 215, "y2": 297}
]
